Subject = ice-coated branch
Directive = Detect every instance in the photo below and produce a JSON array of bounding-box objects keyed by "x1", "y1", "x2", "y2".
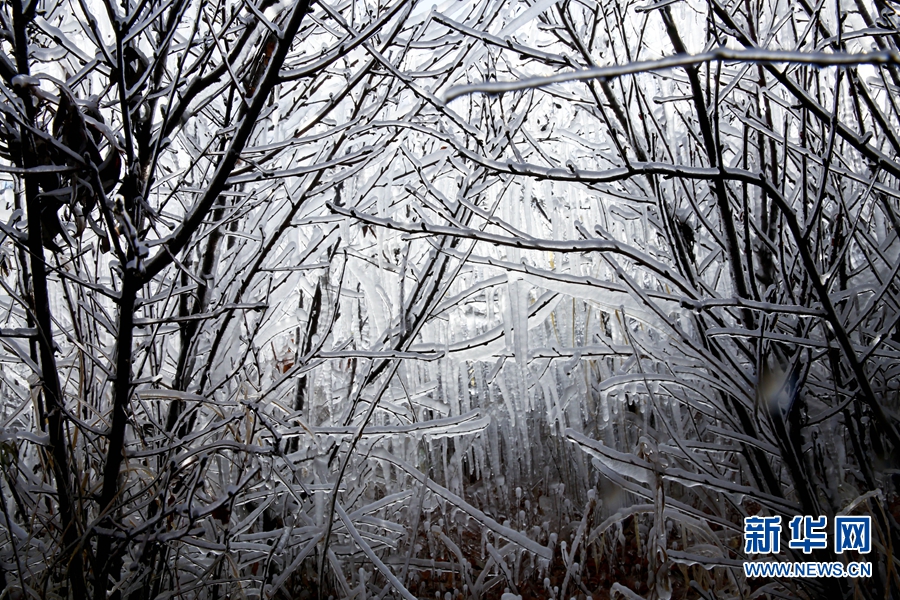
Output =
[
  {"x1": 443, "y1": 47, "x2": 900, "y2": 102},
  {"x1": 328, "y1": 202, "x2": 698, "y2": 296},
  {"x1": 141, "y1": 0, "x2": 314, "y2": 281}
]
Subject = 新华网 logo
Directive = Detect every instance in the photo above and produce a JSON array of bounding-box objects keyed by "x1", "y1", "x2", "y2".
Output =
[{"x1": 742, "y1": 515, "x2": 872, "y2": 578}]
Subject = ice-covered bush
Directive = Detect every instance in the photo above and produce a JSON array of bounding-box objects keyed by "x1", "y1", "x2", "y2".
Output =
[{"x1": 0, "y1": 0, "x2": 897, "y2": 598}]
